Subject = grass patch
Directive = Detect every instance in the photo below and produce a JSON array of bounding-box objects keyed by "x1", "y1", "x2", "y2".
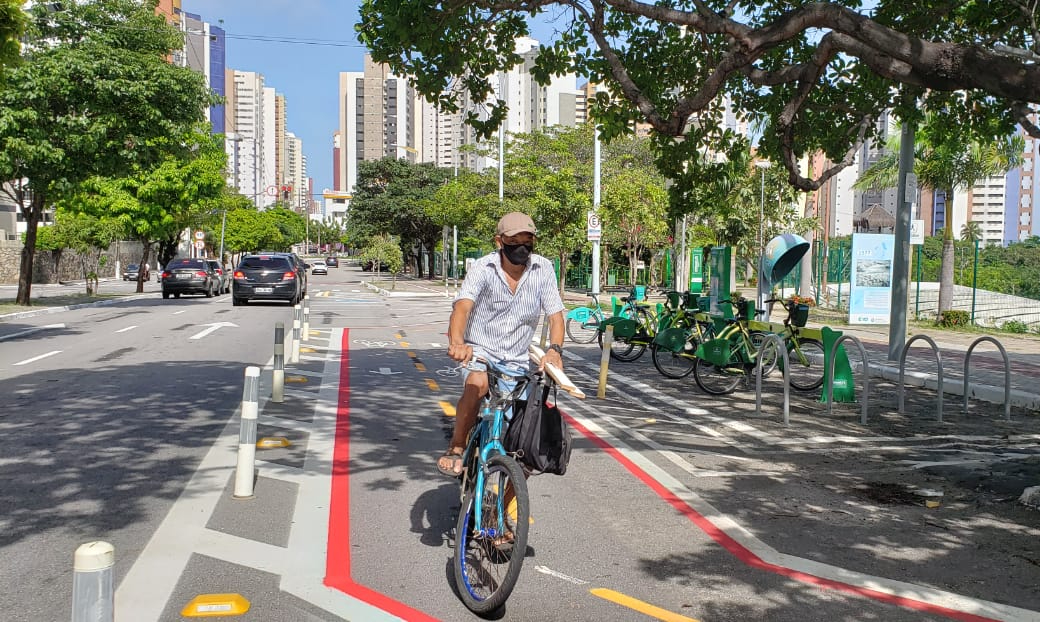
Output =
[{"x1": 0, "y1": 292, "x2": 126, "y2": 316}]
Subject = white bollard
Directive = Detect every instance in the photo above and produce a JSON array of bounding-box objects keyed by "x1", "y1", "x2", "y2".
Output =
[
  {"x1": 303, "y1": 305, "x2": 310, "y2": 342},
  {"x1": 597, "y1": 325, "x2": 614, "y2": 400},
  {"x1": 234, "y1": 366, "x2": 260, "y2": 499},
  {"x1": 72, "y1": 541, "x2": 114, "y2": 622},
  {"x1": 273, "y1": 322, "x2": 285, "y2": 403},
  {"x1": 291, "y1": 318, "x2": 301, "y2": 364}
]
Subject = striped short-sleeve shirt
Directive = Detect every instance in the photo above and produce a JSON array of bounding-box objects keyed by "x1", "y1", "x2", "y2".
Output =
[{"x1": 456, "y1": 251, "x2": 566, "y2": 367}]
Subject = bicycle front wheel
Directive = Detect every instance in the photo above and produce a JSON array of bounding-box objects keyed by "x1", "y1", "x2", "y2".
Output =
[
  {"x1": 786, "y1": 338, "x2": 825, "y2": 391},
  {"x1": 651, "y1": 344, "x2": 697, "y2": 379},
  {"x1": 693, "y1": 358, "x2": 744, "y2": 395},
  {"x1": 454, "y1": 454, "x2": 530, "y2": 615},
  {"x1": 566, "y1": 311, "x2": 601, "y2": 344}
]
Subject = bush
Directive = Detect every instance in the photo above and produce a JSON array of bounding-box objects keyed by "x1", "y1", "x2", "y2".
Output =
[
  {"x1": 1002, "y1": 319, "x2": 1029, "y2": 334},
  {"x1": 937, "y1": 310, "x2": 970, "y2": 327}
]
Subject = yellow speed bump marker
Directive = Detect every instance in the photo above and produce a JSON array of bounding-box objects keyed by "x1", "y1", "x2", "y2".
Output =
[
  {"x1": 181, "y1": 593, "x2": 250, "y2": 617},
  {"x1": 256, "y1": 437, "x2": 291, "y2": 449},
  {"x1": 590, "y1": 589, "x2": 699, "y2": 622},
  {"x1": 400, "y1": 341, "x2": 410, "y2": 348},
  {"x1": 285, "y1": 375, "x2": 308, "y2": 384},
  {"x1": 407, "y1": 351, "x2": 417, "y2": 358},
  {"x1": 300, "y1": 347, "x2": 317, "y2": 353},
  {"x1": 414, "y1": 362, "x2": 427, "y2": 372},
  {"x1": 439, "y1": 401, "x2": 456, "y2": 417},
  {"x1": 425, "y1": 378, "x2": 440, "y2": 391}
]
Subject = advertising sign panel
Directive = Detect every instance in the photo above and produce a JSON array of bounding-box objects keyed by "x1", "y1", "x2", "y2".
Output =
[{"x1": 849, "y1": 233, "x2": 895, "y2": 325}]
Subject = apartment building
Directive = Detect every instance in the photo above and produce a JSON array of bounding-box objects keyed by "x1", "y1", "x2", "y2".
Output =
[{"x1": 225, "y1": 70, "x2": 278, "y2": 208}]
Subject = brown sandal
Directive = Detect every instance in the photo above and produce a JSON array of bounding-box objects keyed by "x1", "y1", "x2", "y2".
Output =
[{"x1": 437, "y1": 449, "x2": 464, "y2": 478}]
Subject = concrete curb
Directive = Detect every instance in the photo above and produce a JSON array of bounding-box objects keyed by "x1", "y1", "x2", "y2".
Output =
[
  {"x1": 360, "y1": 281, "x2": 391, "y2": 296},
  {"x1": 0, "y1": 292, "x2": 155, "y2": 321}
]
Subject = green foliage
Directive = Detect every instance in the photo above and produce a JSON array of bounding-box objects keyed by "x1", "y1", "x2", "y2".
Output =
[
  {"x1": 360, "y1": 234, "x2": 403, "y2": 275},
  {"x1": 263, "y1": 206, "x2": 307, "y2": 249},
  {"x1": 1001, "y1": 320, "x2": 1029, "y2": 334},
  {"x1": 937, "y1": 310, "x2": 970, "y2": 327},
  {"x1": 223, "y1": 207, "x2": 284, "y2": 255},
  {"x1": 0, "y1": 0, "x2": 26, "y2": 73}
]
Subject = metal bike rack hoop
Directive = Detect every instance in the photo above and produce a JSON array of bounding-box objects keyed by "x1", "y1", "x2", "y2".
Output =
[
  {"x1": 754, "y1": 333, "x2": 791, "y2": 426},
  {"x1": 826, "y1": 335, "x2": 871, "y2": 425},
  {"x1": 963, "y1": 336, "x2": 1011, "y2": 421},
  {"x1": 898, "y1": 334, "x2": 944, "y2": 423}
]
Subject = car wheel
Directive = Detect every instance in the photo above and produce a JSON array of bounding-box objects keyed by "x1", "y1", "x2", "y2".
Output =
[
  {"x1": 232, "y1": 296, "x2": 243, "y2": 306},
  {"x1": 174, "y1": 292, "x2": 181, "y2": 298},
  {"x1": 205, "y1": 285, "x2": 213, "y2": 298},
  {"x1": 162, "y1": 292, "x2": 169, "y2": 299}
]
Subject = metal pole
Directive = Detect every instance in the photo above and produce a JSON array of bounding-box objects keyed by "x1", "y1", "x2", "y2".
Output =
[
  {"x1": 971, "y1": 238, "x2": 979, "y2": 325},
  {"x1": 273, "y1": 322, "x2": 284, "y2": 402},
  {"x1": 303, "y1": 296, "x2": 310, "y2": 341},
  {"x1": 72, "y1": 541, "x2": 114, "y2": 622},
  {"x1": 452, "y1": 225, "x2": 458, "y2": 296},
  {"x1": 218, "y1": 209, "x2": 227, "y2": 266},
  {"x1": 233, "y1": 366, "x2": 260, "y2": 498},
  {"x1": 291, "y1": 305, "x2": 301, "y2": 364},
  {"x1": 889, "y1": 119, "x2": 916, "y2": 361},
  {"x1": 678, "y1": 215, "x2": 688, "y2": 292},
  {"x1": 498, "y1": 124, "x2": 504, "y2": 202},
  {"x1": 597, "y1": 325, "x2": 614, "y2": 399},
  {"x1": 592, "y1": 127, "x2": 601, "y2": 296},
  {"x1": 915, "y1": 243, "x2": 922, "y2": 319}
]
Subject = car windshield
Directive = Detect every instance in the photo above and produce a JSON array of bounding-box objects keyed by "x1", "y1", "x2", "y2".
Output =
[
  {"x1": 239, "y1": 256, "x2": 291, "y2": 270},
  {"x1": 128, "y1": 264, "x2": 139, "y2": 270},
  {"x1": 168, "y1": 259, "x2": 205, "y2": 270}
]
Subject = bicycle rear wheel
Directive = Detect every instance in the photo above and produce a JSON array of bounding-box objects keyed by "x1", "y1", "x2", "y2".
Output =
[
  {"x1": 786, "y1": 338, "x2": 825, "y2": 391},
  {"x1": 454, "y1": 454, "x2": 530, "y2": 615},
  {"x1": 750, "y1": 331, "x2": 779, "y2": 377},
  {"x1": 693, "y1": 358, "x2": 744, "y2": 395},
  {"x1": 566, "y1": 310, "x2": 601, "y2": 344},
  {"x1": 651, "y1": 344, "x2": 697, "y2": 379}
]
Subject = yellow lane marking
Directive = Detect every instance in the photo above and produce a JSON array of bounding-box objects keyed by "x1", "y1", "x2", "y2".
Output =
[
  {"x1": 425, "y1": 378, "x2": 439, "y2": 391},
  {"x1": 590, "y1": 589, "x2": 699, "y2": 622},
  {"x1": 407, "y1": 351, "x2": 417, "y2": 358},
  {"x1": 286, "y1": 376, "x2": 308, "y2": 384},
  {"x1": 320, "y1": 290, "x2": 331, "y2": 297},
  {"x1": 400, "y1": 341, "x2": 410, "y2": 348},
  {"x1": 395, "y1": 333, "x2": 403, "y2": 339},
  {"x1": 300, "y1": 347, "x2": 316, "y2": 353},
  {"x1": 439, "y1": 401, "x2": 456, "y2": 417},
  {"x1": 414, "y1": 362, "x2": 427, "y2": 372}
]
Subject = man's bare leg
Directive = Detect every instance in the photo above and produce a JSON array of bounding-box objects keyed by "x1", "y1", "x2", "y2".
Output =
[{"x1": 438, "y1": 371, "x2": 488, "y2": 475}]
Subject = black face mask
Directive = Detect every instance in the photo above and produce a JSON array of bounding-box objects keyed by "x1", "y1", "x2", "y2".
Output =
[{"x1": 502, "y1": 243, "x2": 533, "y2": 265}]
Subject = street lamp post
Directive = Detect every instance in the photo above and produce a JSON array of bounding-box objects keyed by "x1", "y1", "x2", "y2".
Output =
[
  {"x1": 218, "y1": 208, "x2": 227, "y2": 266},
  {"x1": 755, "y1": 160, "x2": 771, "y2": 317}
]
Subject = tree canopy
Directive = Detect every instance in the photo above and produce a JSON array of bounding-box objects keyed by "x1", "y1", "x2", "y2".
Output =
[
  {"x1": 0, "y1": 0, "x2": 26, "y2": 72},
  {"x1": 358, "y1": 0, "x2": 1040, "y2": 193}
]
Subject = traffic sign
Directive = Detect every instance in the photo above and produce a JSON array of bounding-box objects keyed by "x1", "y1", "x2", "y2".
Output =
[
  {"x1": 910, "y1": 219, "x2": 924, "y2": 245},
  {"x1": 586, "y1": 211, "x2": 602, "y2": 242},
  {"x1": 194, "y1": 230, "x2": 205, "y2": 241},
  {"x1": 194, "y1": 240, "x2": 205, "y2": 250}
]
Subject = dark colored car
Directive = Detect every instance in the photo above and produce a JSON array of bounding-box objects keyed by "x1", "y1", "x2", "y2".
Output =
[
  {"x1": 206, "y1": 259, "x2": 231, "y2": 294},
  {"x1": 123, "y1": 263, "x2": 150, "y2": 281},
  {"x1": 232, "y1": 254, "x2": 303, "y2": 306},
  {"x1": 362, "y1": 259, "x2": 391, "y2": 272},
  {"x1": 259, "y1": 251, "x2": 308, "y2": 297},
  {"x1": 325, "y1": 256, "x2": 339, "y2": 268},
  {"x1": 161, "y1": 258, "x2": 219, "y2": 299}
]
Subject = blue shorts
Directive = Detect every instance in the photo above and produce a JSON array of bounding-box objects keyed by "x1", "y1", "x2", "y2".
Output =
[{"x1": 463, "y1": 348, "x2": 529, "y2": 420}]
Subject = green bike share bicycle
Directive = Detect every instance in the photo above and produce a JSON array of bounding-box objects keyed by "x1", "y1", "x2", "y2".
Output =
[
  {"x1": 692, "y1": 298, "x2": 824, "y2": 395},
  {"x1": 452, "y1": 346, "x2": 584, "y2": 615}
]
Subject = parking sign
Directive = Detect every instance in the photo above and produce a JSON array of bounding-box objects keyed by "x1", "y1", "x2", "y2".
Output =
[{"x1": 586, "y1": 212, "x2": 601, "y2": 241}]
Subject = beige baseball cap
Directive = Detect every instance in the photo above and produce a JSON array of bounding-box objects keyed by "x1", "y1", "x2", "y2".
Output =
[{"x1": 496, "y1": 212, "x2": 537, "y2": 237}]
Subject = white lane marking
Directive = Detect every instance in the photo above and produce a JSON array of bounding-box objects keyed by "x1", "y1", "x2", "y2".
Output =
[
  {"x1": 189, "y1": 321, "x2": 238, "y2": 340},
  {"x1": 115, "y1": 325, "x2": 138, "y2": 333},
  {"x1": 534, "y1": 565, "x2": 588, "y2": 585},
  {"x1": 173, "y1": 310, "x2": 187, "y2": 315},
  {"x1": 13, "y1": 350, "x2": 62, "y2": 366},
  {"x1": 0, "y1": 323, "x2": 65, "y2": 342}
]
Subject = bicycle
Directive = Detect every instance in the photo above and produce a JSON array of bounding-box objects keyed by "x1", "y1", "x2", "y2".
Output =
[
  {"x1": 768, "y1": 298, "x2": 826, "y2": 391},
  {"x1": 565, "y1": 292, "x2": 610, "y2": 344},
  {"x1": 651, "y1": 292, "x2": 716, "y2": 379},
  {"x1": 452, "y1": 348, "x2": 584, "y2": 614},
  {"x1": 597, "y1": 289, "x2": 661, "y2": 362},
  {"x1": 692, "y1": 299, "x2": 822, "y2": 394}
]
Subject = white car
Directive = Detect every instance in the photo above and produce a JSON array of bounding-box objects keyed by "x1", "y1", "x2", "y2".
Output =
[{"x1": 311, "y1": 261, "x2": 327, "y2": 275}]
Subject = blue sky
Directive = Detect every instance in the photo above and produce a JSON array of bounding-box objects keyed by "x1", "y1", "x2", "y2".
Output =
[
  {"x1": 188, "y1": 2, "x2": 570, "y2": 197},
  {"x1": 187, "y1": 1, "x2": 370, "y2": 197}
]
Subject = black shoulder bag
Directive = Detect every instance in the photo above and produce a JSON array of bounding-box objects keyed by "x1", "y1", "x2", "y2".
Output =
[{"x1": 504, "y1": 379, "x2": 573, "y2": 475}]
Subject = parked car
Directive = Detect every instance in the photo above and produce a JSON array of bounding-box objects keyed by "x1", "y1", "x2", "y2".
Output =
[
  {"x1": 123, "y1": 263, "x2": 150, "y2": 281},
  {"x1": 206, "y1": 260, "x2": 231, "y2": 294},
  {"x1": 311, "y1": 261, "x2": 328, "y2": 275},
  {"x1": 362, "y1": 259, "x2": 391, "y2": 272},
  {"x1": 161, "y1": 258, "x2": 219, "y2": 299},
  {"x1": 325, "y1": 256, "x2": 339, "y2": 268},
  {"x1": 232, "y1": 254, "x2": 303, "y2": 306}
]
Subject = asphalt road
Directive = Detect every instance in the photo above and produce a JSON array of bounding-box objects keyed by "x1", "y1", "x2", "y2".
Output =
[{"x1": 1, "y1": 264, "x2": 1037, "y2": 622}]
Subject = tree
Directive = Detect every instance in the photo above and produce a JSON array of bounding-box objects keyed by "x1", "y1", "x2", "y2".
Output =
[
  {"x1": 360, "y1": 233, "x2": 404, "y2": 284},
  {"x1": 961, "y1": 221, "x2": 982, "y2": 244},
  {"x1": 51, "y1": 210, "x2": 124, "y2": 295},
  {"x1": 70, "y1": 133, "x2": 228, "y2": 292},
  {"x1": 0, "y1": 0, "x2": 212, "y2": 305},
  {"x1": 600, "y1": 167, "x2": 669, "y2": 284},
  {"x1": 348, "y1": 157, "x2": 453, "y2": 277},
  {"x1": 854, "y1": 122, "x2": 1022, "y2": 315},
  {"x1": 222, "y1": 207, "x2": 284, "y2": 258},
  {"x1": 358, "y1": 0, "x2": 1040, "y2": 199},
  {"x1": 0, "y1": 0, "x2": 26, "y2": 72}
]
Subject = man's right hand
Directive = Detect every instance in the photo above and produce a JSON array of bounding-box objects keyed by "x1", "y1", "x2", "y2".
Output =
[{"x1": 448, "y1": 343, "x2": 473, "y2": 365}]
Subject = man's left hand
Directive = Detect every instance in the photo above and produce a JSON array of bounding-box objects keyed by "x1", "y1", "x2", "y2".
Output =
[{"x1": 539, "y1": 348, "x2": 563, "y2": 372}]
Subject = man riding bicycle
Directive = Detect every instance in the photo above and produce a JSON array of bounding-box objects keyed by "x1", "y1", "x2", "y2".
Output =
[{"x1": 437, "y1": 211, "x2": 566, "y2": 478}]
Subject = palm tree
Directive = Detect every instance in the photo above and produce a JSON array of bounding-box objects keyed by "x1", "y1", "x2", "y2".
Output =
[
  {"x1": 960, "y1": 221, "x2": 982, "y2": 243},
  {"x1": 854, "y1": 120, "x2": 1023, "y2": 316}
]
